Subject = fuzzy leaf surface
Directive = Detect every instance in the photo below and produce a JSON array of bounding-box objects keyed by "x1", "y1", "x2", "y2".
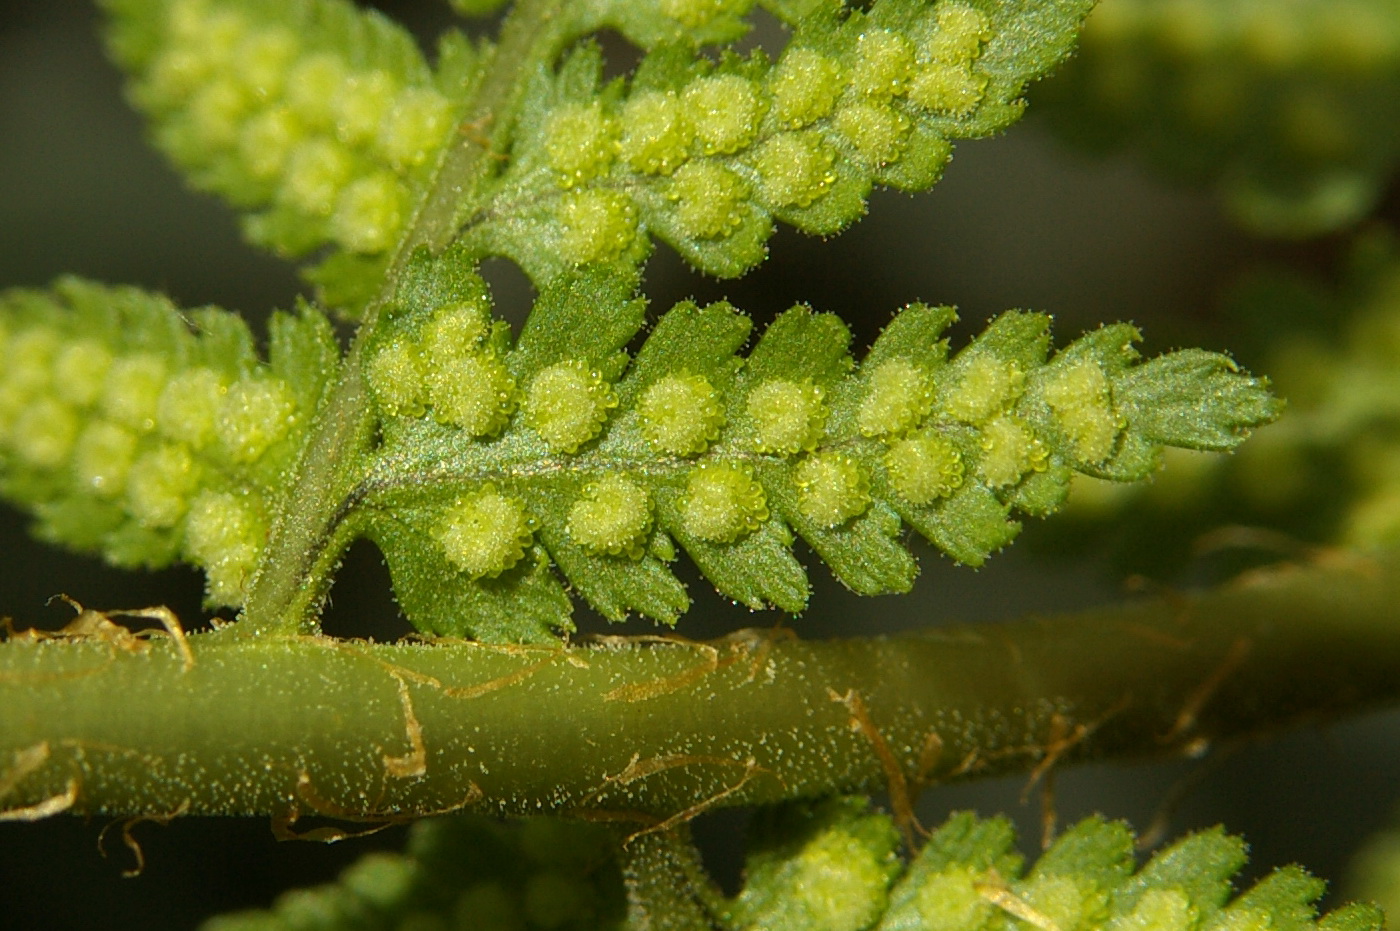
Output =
[
  {"x1": 355, "y1": 259, "x2": 1279, "y2": 642},
  {"x1": 0, "y1": 279, "x2": 338, "y2": 607},
  {"x1": 458, "y1": 0, "x2": 1095, "y2": 284}
]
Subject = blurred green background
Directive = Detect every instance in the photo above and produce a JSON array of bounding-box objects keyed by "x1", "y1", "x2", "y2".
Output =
[{"x1": 2, "y1": 2, "x2": 1399, "y2": 928}]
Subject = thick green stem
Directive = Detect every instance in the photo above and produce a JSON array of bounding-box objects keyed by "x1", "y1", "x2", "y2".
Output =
[
  {"x1": 239, "y1": 0, "x2": 572, "y2": 635},
  {"x1": 3, "y1": 552, "x2": 1400, "y2": 821}
]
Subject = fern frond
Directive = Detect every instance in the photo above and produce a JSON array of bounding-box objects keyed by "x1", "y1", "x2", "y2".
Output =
[
  {"x1": 100, "y1": 0, "x2": 473, "y2": 306},
  {"x1": 457, "y1": 0, "x2": 1094, "y2": 283},
  {"x1": 1036, "y1": 0, "x2": 1400, "y2": 237},
  {"x1": 201, "y1": 815, "x2": 627, "y2": 931},
  {"x1": 357, "y1": 257, "x2": 1279, "y2": 643},
  {"x1": 1055, "y1": 231, "x2": 1400, "y2": 571},
  {"x1": 0, "y1": 279, "x2": 338, "y2": 607},
  {"x1": 197, "y1": 807, "x2": 1386, "y2": 931}
]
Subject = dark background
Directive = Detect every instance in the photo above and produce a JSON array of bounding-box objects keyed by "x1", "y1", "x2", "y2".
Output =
[{"x1": 2, "y1": 2, "x2": 1399, "y2": 928}]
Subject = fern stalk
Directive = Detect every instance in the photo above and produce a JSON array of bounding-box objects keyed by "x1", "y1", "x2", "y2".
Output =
[
  {"x1": 5, "y1": 548, "x2": 1399, "y2": 819},
  {"x1": 237, "y1": 0, "x2": 576, "y2": 636}
]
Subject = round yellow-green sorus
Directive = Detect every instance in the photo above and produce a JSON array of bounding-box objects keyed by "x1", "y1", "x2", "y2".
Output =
[
  {"x1": 545, "y1": 102, "x2": 618, "y2": 187},
  {"x1": 331, "y1": 70, "x2": 399, "y2": 147},
  {"x1": 794, "y1": 451, "x2": 871, "y2": 527},
  {"x1": 682, "y1": 462, "x2": 769, "y2": 543},
  {"x1": 52, "y1": 339, "x2": 114, "y2": 408},
  {"x1": 857, "y1": 358, "x2": 933, "y2": 438},
  {"x1": 978, "y1": 415, "x2": 1047, "y2": 488},
  {"x1": 173, "y1": 3, "x2": 246, "y2": 60},
  {"x1": 422, "y1": 300, "x2": 492, "y2": 363},
  {"x1": 742, "y1": 823, "x2": 893, "y2": 931},
  {"x1": 1040, "y1": 358, "x2": 1120, "y2": 463},
  {"x1": 184, "y1": 488, "x2": 266, "y2": 606},
  {"x1": 639, "y1": 373, "x2": 725, "y2": 455},
  {"x1": 71, "y1": 421, "x2": 139, "y2": 498},
  {"x1": 1018, "y1": 874, "x2": 1102, "y2": 931},
  {"x1": 367, "y1": 338, "x2": 426, "y2": 418},
  {"x1": 8, "y1": 328, "x2": 61, "y2": 394},
  {"x1": 331, "y1": 170, "x2": 406, "y2": 254},
  {"x1": 768, "y1": 47, "x2": 844, "y2": 129},
  {"x1": 233, "y1": 27, "x2": 299, "y2": 101},
  {"x1": 754, "y1": 132, "x2": 836, "y2": 209},
  {"x1": 102, "y1": 354, "x2": 169, "y2": 433},
  {"x1": 377, "y1": 87, "x2": 454, "y2": 172},
  {"x1": 910, "y1": 866, "x2": 996, "y2": 931},
  {"x1": 557, "y1": 190, "x2": 638, "y2": 264},
  {"x1": 922, "y1": 3, "x2": 992, "y2": 62},
  {"x1": 439, "y1": 485, "x2": 534, "y2": 579},
  {"x1": 907, "y1": 61, "x2": 987, "y2": 116},
  {"x1": 524, "y1": 360, "x2": 617, "y2": 453},
  {"x1": 216, "y1": 378, "x2": 298, "y2": 464},
  {"x1": 427, "y1": 351, "x2": 517, "y2": 437},
  {"x1": 281, "y1": 138, "x2": 354, "y2": 216},
  {"x1": 1108, "y1": 888, "x2": 1196, "y2": 931},
  {"x1": 239, "y1": 105, "x2": 304, "y2": 182},
  {"x1": 144, "y1": 47, "x2": 212, "y2": 107},
  {"x1": 126, "y1": 443, "x2": 199, "y2": 529},
  {"x1": 188, "y1": 77, "x2": 250, "y2": 148},
  {"x1": 10, "y1": 399, "x2": 78, "y2": 469},
  {"x1": 942, "y1": 355, "x2": 1025, "y2": 425},
  {"x1": 834, "y1": 101, "x2": 911, "y2": 166},
  {"x1": 567, "y1": 474, "x2": 653, "y2": 558},
  {"x1": 852, "y1": 29, "x2": 916, "y2": 100},
  {"x1": 683, "y1": 75, "x2": 764, "y2": 155},
  {"x1": 670, "y1": 161, "x2": 748, "y2": 239},
  {"x1": 747, "y1": 378, "x2": 827, "y2": 454},
  {"x1": 285, "y1": 53, "x2": 348, "y2": 131},
  {"x1": 619, "y1": 91, "x2": 692, "y2": 175},
  {"x1": 885, "y1": 431, "x2": 964, "y2": 504},
  {"x1": 157, "y1": 367, "x2": 227, "y2": 449}
]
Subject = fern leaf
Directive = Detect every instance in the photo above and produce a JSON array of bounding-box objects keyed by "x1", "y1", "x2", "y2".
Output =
[
  {"x1": 357, "y1": 259, "x2": 1279, "y2": 643},
  {"x1": 0, "y1": 279, "x2": 337, "y2": 607},
  {"x1": 457, "y1": 0, "x2": 1094, "y2": 283},
  {"x1": 1050, "y1": 232, "x2": 1400, "y2": 571},
  {"x1": 100, "y1": 0, "x2": 472, "y2": 307},
  {"x1": 197, "y1": 808, "x2": 1386, "y2": 931},
  {"x1": 1036, "y1": 0, "x2": 1400, "y2": 237}
]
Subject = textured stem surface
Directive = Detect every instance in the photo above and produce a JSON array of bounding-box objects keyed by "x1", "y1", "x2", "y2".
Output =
[
  {"x1": 238, "y1": 0, "x2": 573, "y2": 636},
  {"x1": 3, "y1": 551, "x2": 1399, "y2": 822}
]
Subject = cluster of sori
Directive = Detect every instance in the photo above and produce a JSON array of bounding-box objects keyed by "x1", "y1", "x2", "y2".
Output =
[
  {"x1": 1038, "y1": 0, "x2": 1400, "y2": 235},
  {"x1": 481, "y1": 0, "x2": 1014, "y2": 278},
  {"x1": 0, "y1": 281, "x2": 331, "y2": 607},
  {"x1": 107, "y1": 0, "x2": 459, "y2": 259},
  {"x1": 201, "y1": 816, "x2": 626, "y2": 931},
  {"x1": 731, "y1": 803, "x2": 1383, "y2": 931},
  {"x1": 362, "y1": 261, "x2": 1269, "y2": 641}
]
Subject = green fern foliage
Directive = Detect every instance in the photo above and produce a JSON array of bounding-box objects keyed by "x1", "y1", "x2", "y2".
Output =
[
  {"x1": 1060, "y1": 232, "x2": 1400, "y2": 567},
  {"x1": 0, "y1": 279, "x2": 337, "y2": 607},
  {"x1": 197, "y1": 805, "x2": 1386, "y2": 931},
  {"x1": 101, "y1": 0, "x2": 471, "y2": 305},
  {"x1": 359, "y1": 256, "x2": 1278, "y2": 643},
  {"x1": 201, "y1": 815, "x2": 627, "y2": 931},
  {"x1": 458, "y1": 0, "x2": 1095, "y2": 282},
  {"x1": 1036, "y1": 0, "x2": 1400, "y2": 237}
]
